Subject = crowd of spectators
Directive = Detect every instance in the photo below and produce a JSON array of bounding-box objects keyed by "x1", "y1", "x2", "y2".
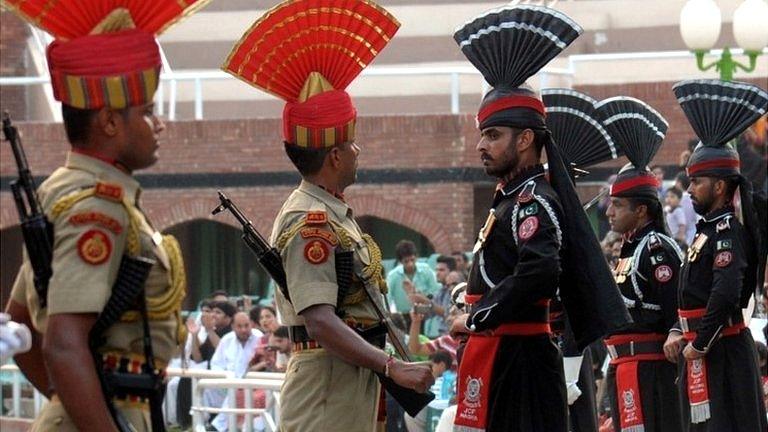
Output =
[
  {"x1": 164, "y1": 291, "x2": 292, "y2": 431},
  {"x1": 384, "y1": 240, "x2": 467, "y2": 432}
]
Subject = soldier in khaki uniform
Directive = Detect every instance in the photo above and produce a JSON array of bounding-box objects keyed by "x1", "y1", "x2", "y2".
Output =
[
  {"x1": 221, "y1": 1, "x2": 433, "y2": 431},
  {"x1": 2, "y1": 2, "x2": 207, "y2": 430}
]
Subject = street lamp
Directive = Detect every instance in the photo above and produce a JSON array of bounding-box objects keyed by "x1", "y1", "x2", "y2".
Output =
[{"x1": 679, "y1": 0, "x2": 768, "y2": 81}]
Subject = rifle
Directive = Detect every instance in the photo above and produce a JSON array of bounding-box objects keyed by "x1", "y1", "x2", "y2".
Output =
[
  {"x1": 89, "y1": 255, "x2": 166, "y2": 432},
  {"x1": 212, "y1": 191, "x2": 288, "y2": 296},
  {"x1": 212, "y1": 191, "x2": 434, "y2": 417},
  {"x1": 2, "y1": 112, "x2": 53, "y2": 307}
]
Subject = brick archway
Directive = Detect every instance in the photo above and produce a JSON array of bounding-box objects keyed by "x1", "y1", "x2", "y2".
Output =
[
  {"x1": 147, "y1": 195, "x2": 240, "y2": 232},
  {"x1": 0, "y1": 205, "x2": 18, "y2": 230},
  {"x1": 348, "y1": 195, "x2": 455, "y2": 252}
]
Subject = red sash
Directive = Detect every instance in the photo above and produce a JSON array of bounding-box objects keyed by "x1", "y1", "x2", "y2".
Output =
[
  {"x1": 454, "y1": 294, "x2": 550, "y2": 431},
  {"x1": 604, "y1": 333, "x2": 667, "y2": 432},
  {"x1": 678, "y1": 308, "x2": 746, "y2": 424}
]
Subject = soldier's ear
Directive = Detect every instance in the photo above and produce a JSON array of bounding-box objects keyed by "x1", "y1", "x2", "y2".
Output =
[
  {"x1": 515, "y1": 128, "x2": 535, "y2": 153},
  {"x1": 712, "y1": 178, "x2": 727, "y2": 196},
  {"x1": 327, "y1": 146, "x2": 342, "y2": 169},
  {"x1": 96, "y1": 107, "x2": 122, "y2": 137}
]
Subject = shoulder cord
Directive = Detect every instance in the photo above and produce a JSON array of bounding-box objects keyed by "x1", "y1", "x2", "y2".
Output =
[
  {"x1": 51, "y1": 189, "x2": 186, "y2": 340},
  {"x1": 275, "y1": 218, "x2": 387, "y2": 305}
]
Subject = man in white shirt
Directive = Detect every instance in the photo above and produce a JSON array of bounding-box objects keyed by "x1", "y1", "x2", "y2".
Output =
[{"x1": 205, "y1": 312, "x2": 263, "y2": 430}]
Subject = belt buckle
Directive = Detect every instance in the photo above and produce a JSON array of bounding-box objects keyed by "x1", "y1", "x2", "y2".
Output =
[
  {"x1": 630, "y1": 341, "x2": 635, "y2": 356},
  {"x1": 607, "y1": 345, "x2": 618, "y2": 360}
]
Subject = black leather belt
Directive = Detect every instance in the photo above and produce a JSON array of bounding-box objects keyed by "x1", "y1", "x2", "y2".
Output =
[
  {"x1": 606, "y1": 339, "x2": 665, "y2": 360},
  {"x1": 289, "y1": 322, "x2": 388, "y2": 348},
  {"x1": 680, "y1": 313, "x2": 743, "y2": 333}
]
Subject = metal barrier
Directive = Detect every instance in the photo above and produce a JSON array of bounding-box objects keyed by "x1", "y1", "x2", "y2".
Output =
[{"x1": 192, "y1": 376, "x2": 283, "y2": 432}]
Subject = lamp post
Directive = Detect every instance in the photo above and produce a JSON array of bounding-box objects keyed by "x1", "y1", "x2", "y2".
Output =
[{"x1": 679, "y1": 0, "x2": 768, "y2": 81}]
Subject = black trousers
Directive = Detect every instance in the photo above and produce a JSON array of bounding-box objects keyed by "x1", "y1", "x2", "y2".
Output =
[{"x1": 487, "y1": 335, "x2": 568, "y2": 432}]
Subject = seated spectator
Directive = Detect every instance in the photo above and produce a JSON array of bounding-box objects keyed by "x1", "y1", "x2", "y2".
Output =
[
  {"x1": 451, "y1": 251, "x2": 469, "y2": 278},
  {"x1": 664, "y1": 187, "x2": 688, "y2": 248},
  {"x1": 408, "y1": 308, "x2": 461, "y2": 367},
  {"x1": 191, "y1": 301, "x2": 235, "y2": 367},
  {"x1": 404, "y1": 350, "x2": 456, "y2": 432},
  {"x1": 210, "y1": 290, "x2": 229, "y2": 303},
  {"x1": 207, "y1": 312, "x2": 263, "y2": 431},
  {"x1": 165, "y1": 302, "x2": 213, "y2": 427},
  {"x1": 387, "y1": 240, "x2": 441, "y2": 325},
  {"x1": 267, "y1": 326, "x2": 292, "y2": 372},
  {"x1": 411, "y1": 256, "x2": 460, "y2": 338}
]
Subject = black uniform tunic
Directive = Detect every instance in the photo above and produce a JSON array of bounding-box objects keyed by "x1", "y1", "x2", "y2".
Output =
[
  {"x1": 604, "y1": 222, "x2": 684, "y2": 432},
  {"x1": 466, "y1": 165, "x2": 567, "y2": 432},
  {"x1": 675, "y1": 205, "x2": 767, "y2": 432}
]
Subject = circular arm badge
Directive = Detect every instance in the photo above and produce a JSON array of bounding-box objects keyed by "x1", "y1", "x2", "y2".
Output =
[
  {"x1": 77, "y1": 229, "x2": 112, "y2": 265},
  {"x1": 304, "y1": 240, "x2": 330, "y2": 264}
]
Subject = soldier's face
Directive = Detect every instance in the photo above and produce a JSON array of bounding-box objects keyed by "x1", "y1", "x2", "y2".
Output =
[
  {"x1": 336, "y1": 141, "x2": 360, "y2": 188},
  {"x1": 477, "y1": 126, "x2": 519, "y2": 177},
  {"x1": 688, "y1": 176, "x2": 717, "y2": 215},
  {"x1": 606, "y1": 197, "x2": 640, "y2": 234},
  {"x1": 118, "y1": 103, "x2": 165, "y2": 171}
]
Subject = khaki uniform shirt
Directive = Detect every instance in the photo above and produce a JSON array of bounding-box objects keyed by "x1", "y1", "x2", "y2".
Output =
[
  {"x1": 269, "y1": 180, "x2": 381, "y2": 324},
  {"x1": 269, "y1": 180, "x2": 384, "y2": 432},
  {"x1": 10, "y1": 152, "x2": 181, "y2": 431}
]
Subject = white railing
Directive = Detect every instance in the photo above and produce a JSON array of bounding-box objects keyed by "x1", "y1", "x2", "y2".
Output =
[
  {"x1": 192, "y1": 375, "x2": 283, "y2": 432},
  {"x1": 0, "y1": 364, "x2": 45, "y2": 419},
  {"x1": 0, "y1": 65, "x2": 571, "y2": 120}
]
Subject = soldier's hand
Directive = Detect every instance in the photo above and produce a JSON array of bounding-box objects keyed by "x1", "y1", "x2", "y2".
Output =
[
  {"x1": 682, "y1": 343, "x2": 705, "y2": 361},
  {"x1": 663, "y1": 332, "x2": 685, "y2": 363},
  {"x1": 449, "y1": 313, "x2": 470, "y2": 338},
  {"x1": 389, "y1": 360, "x2": 434, "y2": 393}
]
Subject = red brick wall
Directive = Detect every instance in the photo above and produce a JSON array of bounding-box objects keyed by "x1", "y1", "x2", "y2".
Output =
[
  {"x1": 2, "y1": 78, "x2": 764, "y2": 252},
  {"x1": 0, "y1": 11, "x2": 30, "y2": 118},
  {"x1": 0, "y1": 115, "x2": 481, "y2": 253}
]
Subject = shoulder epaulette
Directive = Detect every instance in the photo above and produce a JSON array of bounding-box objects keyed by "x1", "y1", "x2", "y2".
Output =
[
  {"x1": 516, "y1": 180, "x2": 537, "y2": 204},
  {"x1": 716, "y1": 216, "x2": 732, "y2": 233},
  {"x1": 305, "y1": 210, "x2": 328, "y2": 225},
  {"x1": 94, "y1": 182, "x2": 124, "y2": 202},
  {"x1": 647, "y1": 232, "x2": 663, "y2": 251}
]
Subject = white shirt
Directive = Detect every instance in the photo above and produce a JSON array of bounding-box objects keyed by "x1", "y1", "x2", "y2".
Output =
[{"x1": 209, "y1": 329, "x2": 263, "y2": 378}]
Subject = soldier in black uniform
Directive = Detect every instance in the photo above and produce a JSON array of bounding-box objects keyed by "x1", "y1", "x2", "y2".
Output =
[
  {"x1": 664, "y1": 79, "x2": 767, "y2": 432},
  {"x1": 596, "y1": 97, "x2": 684, "y2": 432},
  {"x1": 450, "y1": 6, "x2": 630, "y2": 432}
]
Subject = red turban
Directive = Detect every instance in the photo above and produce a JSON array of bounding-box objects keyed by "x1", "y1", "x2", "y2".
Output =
[{"x1": 47, "y1": 29, "x2": 161, "y2": 109}]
